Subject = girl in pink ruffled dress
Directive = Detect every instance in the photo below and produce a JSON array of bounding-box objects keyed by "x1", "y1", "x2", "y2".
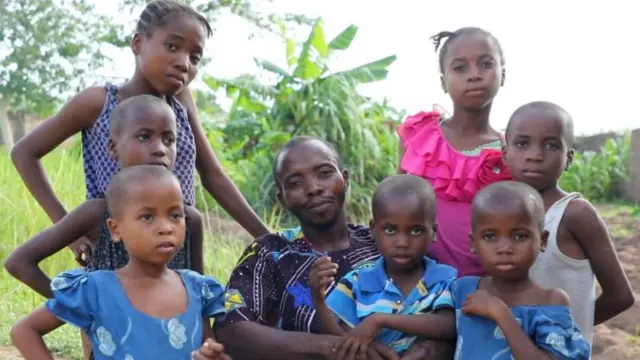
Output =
[{"x1": 398, "y1": 27, "x2": 511, "y2": 276}]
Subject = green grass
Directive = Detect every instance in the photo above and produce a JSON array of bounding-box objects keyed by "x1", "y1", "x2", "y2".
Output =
[{"x1": 0, "y1": 149, "x2": 248, "y2": 359}]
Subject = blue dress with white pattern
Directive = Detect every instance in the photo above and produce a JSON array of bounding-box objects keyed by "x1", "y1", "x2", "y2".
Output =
[
  {"x1": 451, "y1": 277, "x2": 591, "y2": 360},
  {"x1": 47, "y1": 269, "x2": 226, "y2": 360},
  {"x1": 81, "y1": 83, "x2": 196, "y2": 270}
]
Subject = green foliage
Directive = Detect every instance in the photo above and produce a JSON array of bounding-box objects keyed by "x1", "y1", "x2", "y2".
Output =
[
  {"x1": 201, "y1": 19, "x2": 402, "y2": 222},
  {"x1": 559, "y1": 132, "x2": 631, "y2": 202},
  {"x1": 0, "y1": 0, "x2": 122, "y2": 117}
]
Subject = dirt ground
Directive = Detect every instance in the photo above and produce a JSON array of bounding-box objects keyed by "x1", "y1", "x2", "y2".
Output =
[{"x1": 1, "y1": 207, "x2": 639, "y2": 359}]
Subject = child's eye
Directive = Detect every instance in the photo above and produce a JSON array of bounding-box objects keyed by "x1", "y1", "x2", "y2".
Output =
[
  {"x1": 171, "y1": 212, "x2": 184, "y2": 220},
  {"x1": 514, "y1": 233, "x2": 529, "y2": 241},
  {"x1": 383, "y1": 226, "x2": 396, "y2": 235},
  {"x1": 163, "y1": 136, "x2": 176, "y2": 145},
  {"x1": 190, "y1": 54, "x2": 201, "y2": 65},
  {"x1": 453, "y1": 64, "x2": 466, "y2": 72},
  {"x1": 137, "y1": 134, "x2": 150, "y2": 141},
  {"x1": 318, "y1": 169, "x2": 334, "y2": 178},
  {"x1": 482, "y1": 233, "x2": 496, "y2": 241},
  {"x1": 480, "y1": 60, "x2": 494, "y2": 68},
  {"x1": 410, "y1": 227, "x2": 425, "y2": 236},
  {"x1": 514, "y1": 140, "x2": 527, "y2": 148},
  {"x1": 165, "y1": 43, "x2": 178, "y2": 52},
  {"x1": 141, "y1": 214, "x2": 153, "y2": 221},
  {"x1": 545, "y1": 142, "x2": 560, "y2": 150}
]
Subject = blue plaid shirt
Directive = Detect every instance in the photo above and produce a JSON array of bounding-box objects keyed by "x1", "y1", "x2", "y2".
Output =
[{"x1": 326, "y1": 256, "x2": 457, "y2": 354}]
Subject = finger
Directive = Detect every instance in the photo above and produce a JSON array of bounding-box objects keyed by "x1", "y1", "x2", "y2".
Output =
[
  {"x1": 314, "y1": 257, "x2": 331, "y2": 266},
  {"x1": 345, "y1": 341, "x2": 360, "y2": 360},
  {"x1": 316, "y1": 268, "x2": 338, "y2": 278},
  {"x1": 205, "y1": 339, "x2": 225, "y2": 354},
  {"x1": 358, "y1": 341, "x2": 368, "y2": 360},
  {"x1": 335, "y1": 338, "x2": 352, "y2": 360},
  {"x1": 375, "y1": 344, "x2": 399, "y2": 360},
  {"x1": 192, "y1": 351, "x2": 207, "y2": 360},
  {"x1": 367, "y1": 348, "x2": 384, "y2": 360}
]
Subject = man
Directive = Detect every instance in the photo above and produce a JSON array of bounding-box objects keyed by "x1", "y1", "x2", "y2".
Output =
[{"x1": 215, "y1": 136, "x2": 454, "y2": 360}]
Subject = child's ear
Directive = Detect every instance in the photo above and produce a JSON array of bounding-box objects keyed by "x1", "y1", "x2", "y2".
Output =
[
  {"x1": 131, "y1": 33, "x2": 142, "y2": 56},
  {"x1": 540, "y1": 229, "x2": 549, "y2": 252},
  {"x1": 107, "y1": 138, "x2": 118, "y2": 159},
  {"x1": 106, "y1": 217, "x2": 121, "y2": 243},
  {"x1": 500, "y1": 68, "x2": 507, "y2": 87},
  {"x1": 432, "y1": 223, "x2": 438, "y2": 241},
  {"x1": 440, "y1": 74, "x2": 447, "y2": 93},
  {"x1": 565, "y1": 148, "x2": 575, "y2": 171},
  {"x1": 468, "y1": 232, "x2": 476, "y2": 253}
]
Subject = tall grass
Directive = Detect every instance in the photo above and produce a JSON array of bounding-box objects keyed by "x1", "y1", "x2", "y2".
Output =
[{"x1": 0, "y1": 148, "x2": 251, "y2": 359}]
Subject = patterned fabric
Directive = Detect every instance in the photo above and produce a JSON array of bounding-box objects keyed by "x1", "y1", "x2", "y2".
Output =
[
  {"x1": 47, "y1": 269, "x2": 226, "y2": 359},
  {"x1": 81, "y1": 83, "x2": 197, "y2": 206},
  {"x1": 85, "y1": 210, "x2": 190, "y2": 271},
  {"x1": 451, "y1": 277, "x2": 591, "y2": 360},
  {"x1": 216, "y1": 225, "x2": 380, "y2": 333},
  {"x1": 398, "y1": 110, "x2": 511, "y2": 276},
  {"x1": 327, "y1": 256, "x2": 457, "y2": 354}
]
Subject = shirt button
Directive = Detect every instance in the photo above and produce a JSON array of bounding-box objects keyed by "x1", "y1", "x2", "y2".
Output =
[{"x1": 396, "y1": 300, "x2": 401, "y2": 304}]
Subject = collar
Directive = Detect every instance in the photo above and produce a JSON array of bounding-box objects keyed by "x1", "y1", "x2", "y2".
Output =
[{"x1": 358, "y1": 256, "x2": 456, "y2": 293}]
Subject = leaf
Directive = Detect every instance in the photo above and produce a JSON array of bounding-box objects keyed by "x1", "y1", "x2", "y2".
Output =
[
  {"x1": 254, "y1": 58, "x2": 290, "y2": 78},
  {"x1": 286, "y1": 38, "x2": 296, "y2": 67},
  {"x1": 329, "y1": 55, "x2": 398, "y2": 83},
  {"x1": 292, "y1": 19, "x2": 325, "y2": 81},
  {"x1": 328, "y1": 25, "x2": 358, "y2": 51},
  {"x1": 237, "y1": 93, "x2": 269, "y2": 113}
]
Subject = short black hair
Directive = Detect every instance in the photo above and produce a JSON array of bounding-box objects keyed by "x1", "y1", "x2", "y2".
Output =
[
  {"x1": 105, "y1": 165, "x2": 180, "y2": 217},
  {"x1": 371, "y1": 174, "x2": 436, "y2": 219},
  {"x1": 272, "y1": 136, "x2": 342, "y2": 188},
  {"x1": 430, "y1": 27, "x2": 505, "y2": 73},
  {"x1": 109, "y1": 95, "x2": 175, "y2": 138},
  {"x1": 505, "y1": 101, "x2": 574, "y2": 146},
  {"x1": 472, "y1": 181, "x2": 545, "y2": 231},
  {"x1": 136, "y1": 0, "x2": 213, "y2": 38}
]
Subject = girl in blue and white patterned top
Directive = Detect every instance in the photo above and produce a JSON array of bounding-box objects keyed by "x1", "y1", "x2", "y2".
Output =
[
  {"x1": 451, "y1": 181, "x2": 590, "y2": 360},
  {"x1": 10, "y1": 165, "x2": 231, "y2": 360}
]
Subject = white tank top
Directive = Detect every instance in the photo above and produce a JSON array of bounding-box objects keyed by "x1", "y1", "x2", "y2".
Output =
[{"x1": 530, "y1": 193, "x2": 595, "y2": 354}]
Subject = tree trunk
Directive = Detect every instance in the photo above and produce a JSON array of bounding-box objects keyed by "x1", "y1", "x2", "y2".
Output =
[
  {"x1": 0, "y1": 98, "x2": 13, "y2": 149},
  {"x1": 8, "y1": 109, "x2": 26, "y2": 142}
]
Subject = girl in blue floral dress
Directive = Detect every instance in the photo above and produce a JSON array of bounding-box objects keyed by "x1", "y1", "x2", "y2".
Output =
[
  {"x1": 451, "y1": 181, "x2": 591, "y2": 360},
  {"x1": 10, "y1": 166, "x2": 230, "y2": 360}
]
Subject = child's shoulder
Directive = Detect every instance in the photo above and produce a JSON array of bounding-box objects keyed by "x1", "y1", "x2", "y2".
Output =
[
  {"x1": 541, "y1": 287, "x2": 571, "y2": 307},
  {"x1": 561, "y1": 195, "x2": 606, "y2": 236}
]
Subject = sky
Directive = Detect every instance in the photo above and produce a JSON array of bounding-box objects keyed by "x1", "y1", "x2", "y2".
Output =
[{"x1": 92, "y1": 0, "x2": 639, "y2": 135}]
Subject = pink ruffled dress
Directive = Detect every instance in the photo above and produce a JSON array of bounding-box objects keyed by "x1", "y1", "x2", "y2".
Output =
[{"x1": 398, "y1": 110, "x2": 511, "y2": 276}]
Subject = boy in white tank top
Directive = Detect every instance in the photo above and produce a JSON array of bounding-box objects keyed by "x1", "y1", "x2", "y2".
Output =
[{"x1": 502, "y1": 101, "x2": 634, "y2": 355}]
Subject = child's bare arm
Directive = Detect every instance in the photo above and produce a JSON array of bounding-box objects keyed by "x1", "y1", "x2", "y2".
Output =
[
  {"x1": 175, "y1": 90, "x2": 269, "y2": 238},
  {"x1": 464, "y1": 289, "x2": 563, "y2": 360},
  {"x1": 10, "y1": 306, "x2": 65, "y2": 360},
  {"x1": 366, "y1": 310, "x2": 456, "y2": 340},
  {"x1": 3, "y1": 200, "x2": 106, "y2": 298},
  {"x1": 564, "y1": 199, "x2": 634, "y2": 324},
  {"x1": 186, "y1": 206, "x2": 204, "y2": 274},
  {"x1": 11, "y1": 87, "x2": 105, "y2": 224}
]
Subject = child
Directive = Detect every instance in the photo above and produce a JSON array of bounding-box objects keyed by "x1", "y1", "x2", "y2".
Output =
[
  {"x1": 450, "y1": 181, "x2": 591, "y2": 359},
  {"x1": 309, "y1": 174, "x2": 458, "y2": 357},
  {"x1": 397, "y1": 27, "x2": 512, "y2": 277},
  {"x1": 10, "y1": 165, "x2": 231, "y2": 360},
  {"x1": 10, "y1": 0, "x2": 268, "y2": 267},
  {"x1": 502, "y1": 101, "x2": 634, "y2": 350},
  {"x1": 4, "y1": 95, "x2": 204, "y2": 359}
]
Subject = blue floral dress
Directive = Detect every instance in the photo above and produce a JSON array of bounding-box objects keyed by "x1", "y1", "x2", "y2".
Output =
[
  {"x1": 47, "y1": 269, "x2": 226, "y2": 359},
  {"x1": 451, "y1": 277, "x2": 591, "y2": 360}
]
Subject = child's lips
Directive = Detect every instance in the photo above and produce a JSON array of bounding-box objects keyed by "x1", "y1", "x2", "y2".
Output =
[
  {"x1": 522, "y1": 170, "x2": 544, "y2": 178},
  {"x1": 156, "y1": 242, "x2": 177, "y2": 253}
]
